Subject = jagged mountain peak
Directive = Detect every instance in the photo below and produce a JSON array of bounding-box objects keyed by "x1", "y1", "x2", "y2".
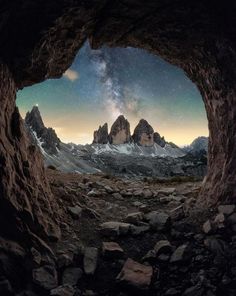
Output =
[{"x1": 109, "y1": 115, "x2": 131, "y2": 144}]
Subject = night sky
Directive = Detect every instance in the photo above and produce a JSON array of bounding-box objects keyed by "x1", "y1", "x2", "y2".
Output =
[{"x1": 17, "y1": 41, "x2": 208, "y2": 146}]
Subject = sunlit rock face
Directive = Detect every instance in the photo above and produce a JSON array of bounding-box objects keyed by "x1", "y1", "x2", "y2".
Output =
[
  {"x1": 132, "y1": 119, "x2": 154, "y2": 147},
  {"x1": 93, "y1": 123, "x2": 109, "y2": 144},
  {"x1": 109, "y1": 115, "x2": 131, "y2": 145}
]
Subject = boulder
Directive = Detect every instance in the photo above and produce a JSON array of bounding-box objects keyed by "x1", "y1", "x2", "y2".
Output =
[
  {"x1": 33, "y1": 265, "x2": 58, "y2": 290},
  {"x1": 218, "y1": 205, "x2": 235, "y2": 216},
  {"x1": 67, "y1": 206, "x2": 82, "y2": 219},
  {"x1": 102, "y1": 242, "x2": 124, "y2": 259},
  {"x1": 62, "y1": 267, "x2": 83, "y2": 286},
  {"x1": 125, "y1": 212, "x2": 144, "y2": 224},
  {"x1": 169, "y1": 205, "x2": 185, "y2": 221},
  {"x1": 116, "y1": 258, "x2": 153, "y2": 290},
  {"x1": 83, "y1": 247, "x2": 98, "y2": 275},
  {"x1": 100, "y1": 222, "x2": 131, "y2": 237},
  {"x1": 145, "y1": 211, "x2": 170, "y2": 231}
]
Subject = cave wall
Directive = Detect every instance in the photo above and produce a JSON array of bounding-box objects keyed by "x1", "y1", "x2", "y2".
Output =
[{"x1": 0, "y1": 0, "x2": 236, "y2": 242}]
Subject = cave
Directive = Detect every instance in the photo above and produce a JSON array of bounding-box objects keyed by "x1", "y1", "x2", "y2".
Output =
[{"x1": 0, "y1": 1, "x2": 236, "y2": 295}]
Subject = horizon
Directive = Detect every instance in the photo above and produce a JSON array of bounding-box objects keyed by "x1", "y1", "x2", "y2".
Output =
[{"x1": 17, "y1": 41, "x2": 208, "y2": 146}]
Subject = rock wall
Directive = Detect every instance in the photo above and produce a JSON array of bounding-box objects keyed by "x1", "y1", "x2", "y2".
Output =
[
  {"x1": 93, "y1": 123, "x2": 109, "y2": 144},
  {"x1": 132, "y1": 119, "x2": 154, "y2": 147},
  {"x1": 0, "y1": 63, "x2": 60, "y2": 241}
]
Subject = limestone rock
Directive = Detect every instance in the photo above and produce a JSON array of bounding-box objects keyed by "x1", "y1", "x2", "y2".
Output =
[
  {"x1": 93, "y1": 123, "x2": 109, "y2": 144},
  {"x1": 132, "y1": 119, "x2": 154, "y2": 147},
  {"x1": 117, "y1": 258, "x2": 153, "y2": 290},
  {"x1": 109, "y1": 115, "x2": 131, "y2": 144},
  {"x1": 83, "y1": 247, "x2": 98, "y2": 275},
  {"x1": 170, "y1": 244, "x2": 190, "y2": 263}
]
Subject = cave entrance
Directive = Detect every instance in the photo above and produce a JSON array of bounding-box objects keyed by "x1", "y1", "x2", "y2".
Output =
[{"x1": 16, "y1": 41, "x2": 208, "y2": 179}]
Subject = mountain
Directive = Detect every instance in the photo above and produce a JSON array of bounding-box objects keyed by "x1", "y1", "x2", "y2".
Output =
[
  {"x1": 93, "y1": 123, "x2": 109, "y2": 144},
  {"x1": 24, "y1": 107, "x2": 207, "y2": 178},
  {"x1": 109, "y1": 115, "x2": 131, "y2": 144},
  {"x1": 25, "y1": 106, "x2": 61, "y2": 155},
  {"x1": 132, "y1": 119, "x2": 154, "y2": 146},
  {"x1": 184, "y1": 136, "x2": 208, "y2": 154}
]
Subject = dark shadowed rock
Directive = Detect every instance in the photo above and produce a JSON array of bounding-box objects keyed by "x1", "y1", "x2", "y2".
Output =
[
  {"x1": 50, "y1": 285, "x2": 76, "y2": 296},
  {"x1": 102, "y1": 242, "x2": 124, "y2": 259},
  {"x1": 62, "y1": 267, "x2": 83, "y2": 285},
  {"x1": 83, "y1": 247, "x2": 98, "y2": 275},
  {"x1": 32, "y1": 265, "x2": 58, "y2": 290},
  {"x1": 153, "y1": 132, "x2": 166, "y2": 147},
  {"x1": 109, "y1": 115, "x2": 131, "y2": 144},
  {"x1": 132, "y1": 119, "x2": 154, "y2": 146},
  {"x1": 93, "y1": 123, "x2": 109, "y2": 144}
]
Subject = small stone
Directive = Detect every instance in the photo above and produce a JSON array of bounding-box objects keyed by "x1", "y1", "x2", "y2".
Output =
[
  {"x1": 31, "y1": 247, "x2": 41, "y2": 265},
  {"x1": 145, "y1": 211, "x2": 170, "y2": 231},
  {"x1": 154, "y1": 240, "x2": 172, "y2": 255},
  {"x1": 102, "y1": 242, "x2": 124, "y2": 259},
  {"x1": 83, "y1": 247, "x2": 98, "y2": 275},
  {"x1": 183, "y1": 285, "x2": 204, "y2": 296},
  {"x1": 116, "y1": 258, "x2": 153, "y2": 290},
  {"x1": 170, "y1": 244, "x2": 190, "y2": 263},
  {"x1": 165, "y1": 288, "x2": 180, "y2": 295},
  {"x1": 33, "y1": 265, "x2": 58, "y2": 290},
  {"x1": 50, "y1": 285, "x2": 76, "y2": 296},
  {"x1": 112, "y1": 192, "x2": 123, "y2": 200},
  {"x1": 125, "y1": 212, "x2": 144, "y2": 224},
  {"x1": 214, "y1": 213, "x2": 225, "y2": 229},
  {"x1": 67, "y1": 206, "x2": 82, "y2": 219},
  {"x1": 160, "y1": 196, "x2": 173, "y2": 204},
  {"x1": 62, "y1": 267, "x2": 83, "y2": 285},
  {"x1": 218, "y1": 205, "x2": 235, "y2": 215},
  {"x1": 57, "y1": 253, "x2": 73, "y2": 269},
  {"x1": 143, "y1": 189, "x2": 153, "y2": 198}
]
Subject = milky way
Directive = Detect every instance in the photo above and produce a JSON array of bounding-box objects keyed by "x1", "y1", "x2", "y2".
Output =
[{"x1": 16, "y1": 41, "x2": 208, "y2": 145}]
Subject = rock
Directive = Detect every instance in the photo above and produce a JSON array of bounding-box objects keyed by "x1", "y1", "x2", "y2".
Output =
[
  {"x1": 169, "y1": 205, "x2": 185, "y2": 221},
  {"x1": 109, "y1": 115, "x2": 131, "y2": 144},
  {"x1": 102, "y1": 242, "x2": 124, "y2": 259},
  {"x1": 218, "y1": 205, "x2": 235, "y2": 216},
  {"x1": 67, "y1": 206, "x2": 82, "y2": 219},
  {"x1": 33, "y1": 265, "x2": 58, "y2": 290},
  {"x1": 158, "y1": 188, "x2": 176, "y2": 195},
  {"x1": 57, "y1": 253, "x2": 74, "y2": 269},
  {"x1": 62, "y1": 267, "x2": 83, "y2": 285},
  {"x1": 154, "y1": 132, "x2": 166, "y2": 147},
  {"x1": 214, "y1": 213, "x2": 225, "y2": 229},
  {"x1": 165, "y1": 288, "x2": 180, "y2": 295},
  {"x1": 100, "y1": 222, "x2": 131, "y2": 237},
  {"x1": 183, "y1": 285, "x2": 204, "y2": 296},
  {"x1": 154, "y1": 240, "x2": 172, "y2": 255},
  {"x1": 170, "y1": 244, "x2": 190, "y2": 263},
  {"x1": 204, "y1": 238, "x2": 229, "y2": 256},
  {"x1": 130, "y1": 223, "x2": 150, "y2": 236},
  {"x1": 83, "y1": 247, "x2": 98, "y2": 275},
  {"x1": 25, "y1": 106, "x2": 61, "y2": 154},
  {"x1": 202, "y1": 220, "x2": 214, "y2": 234},
  {"x1": 132, "y1": 119, "x2": 154, "y2": 146},
  {"x1": 112, "y1": 192, "x2": 123, "y2": 200},
  {"x1": 104, "y1": 185, "x2": 113, "y2": 193},
  {"x1": 93, "y1": 123, "x2": 109, "y2": 144},
  {"x1": 125, "y1": 212, "x2": 144, "y2": 224},
  {"x1": 160, "y1": 196, "x2": 173, "y2": 204},
  {"x1": 116, "y1": 258, "x2": 153, "y2": 290},
  {"x1": 145, "y1": 211, "x2": 170, "y2": 231},
  {"x1": 31, "y1": 247, "x2": 42, "y2": 266},
  {"x1": 87, "y1": 189, "x2": 101, "y2": 197},
  {"x1": 50, "y1": 285, "x2": 76, "y2": 296},
  {"x1": 143, "y1": 189, "x2": 153, "y2": 198}
]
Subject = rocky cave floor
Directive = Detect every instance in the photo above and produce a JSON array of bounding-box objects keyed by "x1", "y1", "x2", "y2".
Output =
[{"x1": 2, "y1": 169, "x2": 236, "y2": 296}]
